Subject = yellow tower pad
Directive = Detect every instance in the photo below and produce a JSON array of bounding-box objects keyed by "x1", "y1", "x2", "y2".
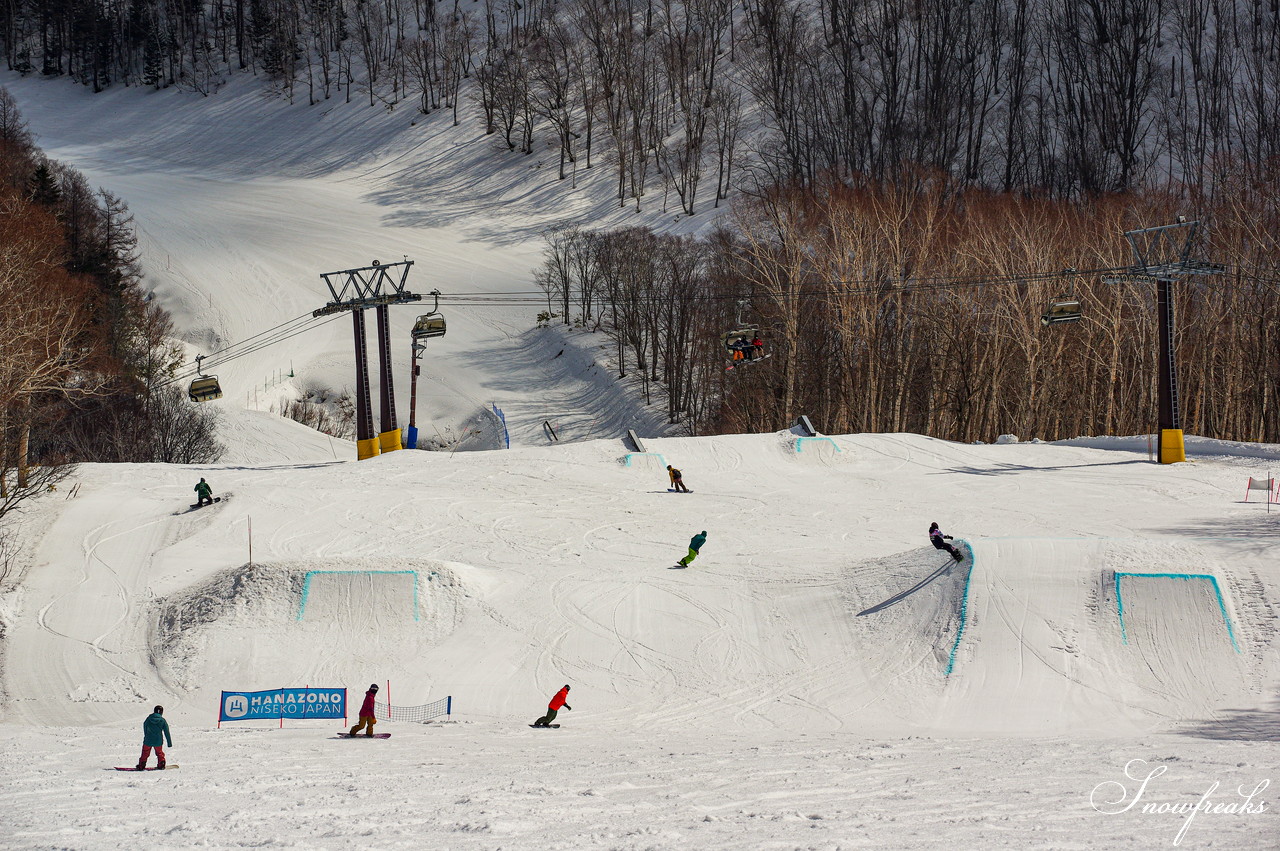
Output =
[
  {"x1": 357, "y1": 437, "x2": 381, "y2": 460},
  {"x1": 1160, "y1": 429, "x2": 1186, "y2": 464},
  {"x1": 378, "y1": 429, "x2": 403, "y2": 453}
]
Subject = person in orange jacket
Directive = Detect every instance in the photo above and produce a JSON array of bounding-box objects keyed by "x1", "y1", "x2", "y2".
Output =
[{"x1": 532, "y1": 685, "x2": 571, "y2": 727}]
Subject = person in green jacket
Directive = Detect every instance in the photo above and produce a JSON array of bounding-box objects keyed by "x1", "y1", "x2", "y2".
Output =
[
  {"x1": 678, "y1": 531, "x2": 707, "y2": 567},
  {"x1": 194, "y1": 478, "x2": 214, "y2": 507},
  {"x1": 138, "y1": 705, "x2": 172, "y2": 770}
]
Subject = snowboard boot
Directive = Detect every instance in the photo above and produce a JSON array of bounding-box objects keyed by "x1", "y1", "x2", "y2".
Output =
[
  {"x1": 136, "y1": 764, "x2": 146, "y2": 770},
  {"x1": 157, "y1": 762, "x2": 166, "y2": 770}
]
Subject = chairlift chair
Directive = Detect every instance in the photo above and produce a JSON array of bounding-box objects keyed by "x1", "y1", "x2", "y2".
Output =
[
  {"x1": 1041, "y1": 298, "x2": 1082, "y2": 326},
  {"x1": 721, "y1": 325, "x2": 766, "y2": 365},
  {"x1": 412, "y1": 315, "x2": 447, "y2": 339},
  {"x1": 188, "y1": 375, "x2": 223, "y2": 402}
]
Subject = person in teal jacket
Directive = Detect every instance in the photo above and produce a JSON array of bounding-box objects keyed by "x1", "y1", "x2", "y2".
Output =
[
  {"x1": 678, "y1": 531, "x2": 707, "y2": 566},
  {"x1": 194, "y1": 478, "x2": 214, "y2": 506},
  {"x1": 138, "y1": 705, "x2": 172, "y2": 770}
]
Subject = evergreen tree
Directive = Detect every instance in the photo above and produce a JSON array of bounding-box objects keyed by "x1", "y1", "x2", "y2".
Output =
[{"x1": 28, "y1": 162, "x2": 60, "y2": 206}]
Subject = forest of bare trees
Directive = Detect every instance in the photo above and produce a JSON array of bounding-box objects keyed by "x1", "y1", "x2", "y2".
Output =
[
  {"x1": 5, "y1": 2, "x2": 1280, "y2": 445},
  {"x1": 7, "y1": 1, "x2": 1280, "y2": 207},
  {"x1": 538, "y1": 173, "x2": 1280, "y2": 444},
  {"x1": 0, "y1": 88, "x2": 221, "y2": 526}
]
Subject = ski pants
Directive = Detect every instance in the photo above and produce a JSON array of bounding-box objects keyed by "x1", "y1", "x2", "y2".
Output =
[
  {"x1": 679, "y1": 547, "x2": 699, "y2": 566},
  {"x1": 672, "y1": 480, "x2": 689, "y2": 493},
  {"x1": 197, "y1": 495, "x2": 213, "y2": 506},
  {"x1": 350, "y1": 715, "x2": 377, "y2": 736},
  {"x1": 534, "y1": 708, "x2": 559, "y2": 727},
  {"x1": 139, "y1": 745, "x2": 166, "y2": 767}
]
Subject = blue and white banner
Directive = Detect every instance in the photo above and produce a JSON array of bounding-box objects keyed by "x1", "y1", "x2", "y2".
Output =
[{"x1": 219, "y1": 688, "x2": 347, "y2": 722}]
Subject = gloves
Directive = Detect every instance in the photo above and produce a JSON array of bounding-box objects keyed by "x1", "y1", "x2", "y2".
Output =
[
  {"x1": 566, "y1": 705, "x2": 572, "y2": 711},
  {"x1": 944, "y1": 535, "x2": 953, "y2": 540}
]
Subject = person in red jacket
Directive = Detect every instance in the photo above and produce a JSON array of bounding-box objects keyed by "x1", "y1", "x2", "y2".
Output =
[
  {"x1": 349, "y1": 684, "x2": 379, "y2": 736},
  {"x1": 532, "y1": 685, "x2": 572, "y2": 727}
]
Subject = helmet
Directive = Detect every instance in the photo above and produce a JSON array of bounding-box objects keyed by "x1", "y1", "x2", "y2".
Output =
[
  {"x1": 564, "y1": 684, "x2": 571, "y2": 691},
  {"x1": 929, "y1": 522, "x2": 938, "y2": 530},
  {"x1": 369, "y1": 684, "x2": 379, "y2": 692},
  {"x1": 154, "y1": 705, "x2": 164, "y2": 714}
]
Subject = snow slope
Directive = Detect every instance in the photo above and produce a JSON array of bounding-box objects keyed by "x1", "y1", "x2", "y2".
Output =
[
  {"x1": 1, "y1": 75, "x2": 1277, "y2": 849},
  {"x1": 0, "y1": 73, "x2": 682, "y2": 459},
  {"x1": 1, "y1": 433, "x2": 1278, "y2": 848}
]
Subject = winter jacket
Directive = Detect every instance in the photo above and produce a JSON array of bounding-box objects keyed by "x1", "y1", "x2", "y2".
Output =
[
  {"x1": 195, "y1": 481, "x2": 213, "y2": 499},
  {"x1": 929, "y1": 528, "x2": 953, "y2": 549},
  {"x1": 668, "y1": 467, "x2": 682, "y2": 484},
  {"x1": 142, "y1": 712, "x2": 172, "y2": 747},
  {"x1": 689, "y1": 532, "x2": 707, "y2": 552},
  {"x1": 359, "y1": 689, "x2": 378, "y2": 718},
  {"x1": 548, "y1": 687, "x2": 571, "y2": 711}
]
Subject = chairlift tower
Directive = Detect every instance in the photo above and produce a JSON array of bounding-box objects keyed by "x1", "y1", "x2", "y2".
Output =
[
  {"x1": 1105, "y1": 220, "x2": 1223, "y2": 464},
  {"x1": 313, "y1": 260, "x2": 422, "y2": 460}
]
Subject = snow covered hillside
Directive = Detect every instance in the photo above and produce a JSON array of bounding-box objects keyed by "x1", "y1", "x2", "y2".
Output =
[
  {"x1": 1, "y1": 432, "x2": 1277, "y2": 848},
  {"x1": 1, "y1": 74, "x2": 1277, "y2": 850},
  {"x1": 1, "y1": 74, "x2": 690, "y2": 459}
]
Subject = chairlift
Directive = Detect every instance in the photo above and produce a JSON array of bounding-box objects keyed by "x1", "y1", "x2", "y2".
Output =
[
  {"x1": 188, "y1": 376, "x2": 223, "y2": 402},
  {"x1": 188, "y1": 355, "x2": 223, "y2": 402},
  {"x1": 1041, "y1": 298, "x2": 1082, "y2": 326},
  {"x1": 412, "y1": 315, "x2": 446, "y2": 339},
  {"x1": 722, "y1": 300, "x2": 766, "y2": 365},
  {"x1": 1041, "y1": 269, "x2": 1082, "y2": 326},
  {"x1": 411, "y1": 289, "x2": 446, "y2": 340}
]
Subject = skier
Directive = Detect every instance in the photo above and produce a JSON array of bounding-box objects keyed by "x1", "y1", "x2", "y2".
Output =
[
  {"x1": 137, "y1": 705, "x2": 172, "y2": 770},
  {"x1": 678, "y1": 530, "x2": 707, "y2": 567},
  {"x1": 349, "y1": 684, "x2": 379, "y2": 737},
  {"x1": 194, "y1": 477, "x2": 214, "y2": 507},
  {"x1": 929, "y1": 522, "x2": 964, "y2": 562},
  {"x1": 532, "y1": 685, "x2": 572, "y2": 727},
  {"x1": 667, "y1": 465, "x2": 690, "y2": 493}
]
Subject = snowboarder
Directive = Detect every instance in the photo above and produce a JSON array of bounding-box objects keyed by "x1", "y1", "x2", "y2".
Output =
[
  {"x1": 137, "y1": 705, "x2": 172, "y2": 770},
  {"x1": 667, "y1": 465, "x2": 690, "y2": 493},
  {"x1": 929, "y1": 522, "x2": 964, "y2": 562},
  {"x1": 349, "y1": 684, "x2": 379, "y2": 737},
  {"x1": 678, "y1": 530, "x2": 707, "y2": 566},
  {"x1": 194, "y1": 477, "x2": 214, "y2": 507},
  {"x1": 532, "y1": 685, "x2": 572, "y2": 727}
]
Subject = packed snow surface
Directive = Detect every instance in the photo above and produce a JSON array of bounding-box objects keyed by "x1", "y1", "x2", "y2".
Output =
[
  {"x1": 2, "y1": 434, "x2": 1278, "y2": 849},
  {"x1": 0, "y1": 76, "x2": 1277, "y2": 850}
]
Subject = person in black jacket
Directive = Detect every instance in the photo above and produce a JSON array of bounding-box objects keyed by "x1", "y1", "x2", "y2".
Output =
[{"x1": 929, "y1": 522, "x2": 964, "y2": 562}]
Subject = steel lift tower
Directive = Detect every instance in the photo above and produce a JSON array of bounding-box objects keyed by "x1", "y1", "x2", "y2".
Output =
[
  {"x1": 1107, "y1": 220, "x2": 1222, "y2": 464},
  {"x1": 314, "y1": 260, "x2": 421, "y2": 460}
]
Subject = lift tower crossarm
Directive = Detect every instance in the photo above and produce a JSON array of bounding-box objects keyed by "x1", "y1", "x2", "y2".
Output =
[{"x1": 311, "y1": 260, "x2": 422, "y2": 317}]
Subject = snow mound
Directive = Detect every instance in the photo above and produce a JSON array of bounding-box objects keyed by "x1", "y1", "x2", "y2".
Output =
[{"x1": 154, "y1": 559, "x2": 466, "y2": 695}]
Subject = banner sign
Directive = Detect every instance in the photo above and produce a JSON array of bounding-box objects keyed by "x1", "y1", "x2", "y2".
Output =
[{"x1": 219, "y1": 688, "x2": 347, "y2": 722}]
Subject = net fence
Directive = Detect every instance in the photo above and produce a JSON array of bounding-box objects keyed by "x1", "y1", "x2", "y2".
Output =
[{"x1": 373, "y1": 695, "x2": 452, "y2": 722}]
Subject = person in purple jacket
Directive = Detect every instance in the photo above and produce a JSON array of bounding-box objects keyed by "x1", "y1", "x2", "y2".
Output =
[{"x1": 349, "y1": 684, "x2": 379, "y2": 736}]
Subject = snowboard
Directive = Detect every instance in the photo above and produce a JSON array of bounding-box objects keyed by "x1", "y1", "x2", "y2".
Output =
[
  {"x1": 667, "y1": 488, "x2": 694, "y2": 493},
  {"x1": 115, "y1": 765, "x2": 178, "y2": 771},
  {"x1": 189, "y1": 497, "x2": 222, "y2": 509},
  {"x1": 337, "y1": 732, "x2": 391, "y2": 739},
  {"x1": 529, "y1": 724, "x2": 560, "y2": 729},
  {"x1": 726, "y1": 354, "x2": 772, "y2": 371}
]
